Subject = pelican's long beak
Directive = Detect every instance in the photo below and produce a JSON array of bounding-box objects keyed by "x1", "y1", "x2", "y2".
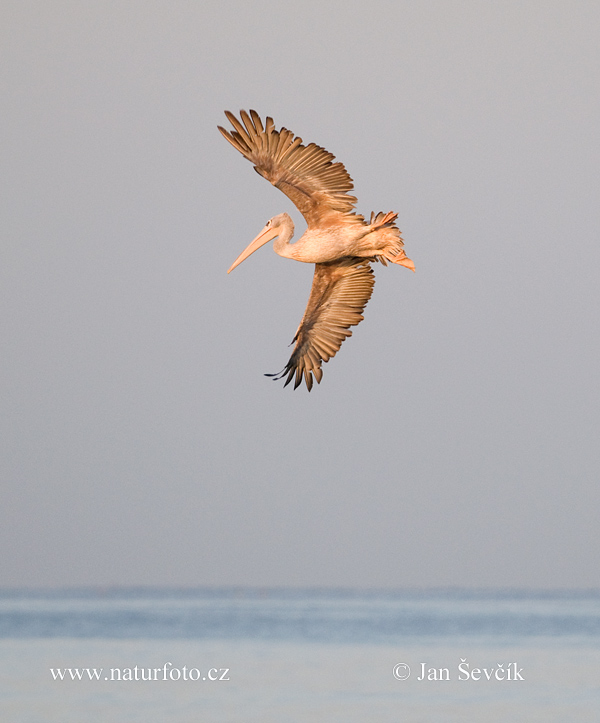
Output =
[{"x1": 227, "y1": 225, "x2": 279, "y2": 273}]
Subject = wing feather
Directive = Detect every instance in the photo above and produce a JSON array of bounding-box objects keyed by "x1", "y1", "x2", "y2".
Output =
[
  {"x1": 218, "y1": 110, "x2": 358, "y2": 226},
  {"x1": 267, "y1": 259, "x2": 375, "y2": 390}
]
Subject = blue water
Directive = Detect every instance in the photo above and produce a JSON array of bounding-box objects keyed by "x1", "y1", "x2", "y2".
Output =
[
  {"x1": 2, "y1": 587, "x2": 600, "y2": 641},
  {"x1": 1, "y1": 588, "x2": 599, "y2": 722}
]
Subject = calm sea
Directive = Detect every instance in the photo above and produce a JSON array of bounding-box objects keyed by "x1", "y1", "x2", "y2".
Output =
[{"x1": 1, "y1": 588, "x2": 599, "y2": 722}]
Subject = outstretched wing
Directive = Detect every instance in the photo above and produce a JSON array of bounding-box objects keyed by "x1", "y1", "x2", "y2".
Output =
[
  {"x1": 218, "y1": 110, "x2": 358, "y2": 227},
  {"x1": 267, "y1": 259, "x2": 375, "y2": 391}
]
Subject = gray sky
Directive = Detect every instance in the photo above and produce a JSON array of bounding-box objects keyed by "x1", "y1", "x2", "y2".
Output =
[{"x1": 2, "y1": 1, "x2": 599, "y2": 589}]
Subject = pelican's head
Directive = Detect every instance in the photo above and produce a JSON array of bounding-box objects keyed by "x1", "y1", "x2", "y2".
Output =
[{"x1": 227, "y1": 213, "x2": 292, "y2": 273}]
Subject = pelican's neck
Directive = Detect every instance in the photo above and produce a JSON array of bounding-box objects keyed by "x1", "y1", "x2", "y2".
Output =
[{"x1": 272, "y1": 215, "x2": 296, "y2": 259}]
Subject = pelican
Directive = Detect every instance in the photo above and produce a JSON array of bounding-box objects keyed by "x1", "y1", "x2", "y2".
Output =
[{"x1": 219, "y1": 110, "x2": 414, "y2": 391}]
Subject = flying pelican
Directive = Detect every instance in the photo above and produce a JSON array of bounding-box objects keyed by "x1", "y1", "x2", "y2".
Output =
[{"x1": 219, "y1": 110, "x2": 414, "y2": 391}]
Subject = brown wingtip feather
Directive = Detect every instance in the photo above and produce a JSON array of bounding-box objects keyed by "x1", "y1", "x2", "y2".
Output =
[
  {"x1": 265, "y1": 363, "x2": 321, "y2": 392},
  {"x1": 218, "y1": 125, "x2": 249, "y2": 155}
]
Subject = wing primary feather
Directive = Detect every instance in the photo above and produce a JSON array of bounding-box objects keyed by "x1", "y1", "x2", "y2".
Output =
[
  {"x1": 240, "y1": 110, "x2": 257, "y2": 139},
  {"x1": 224, "y1": 111, "x2": 254, "y2": 148},
  {"x1": 217, "y1": 126, "x2": 248, "y2": 154},
  {"x1": 249, "y1": 109, "x2": 264, "y2": 134}
]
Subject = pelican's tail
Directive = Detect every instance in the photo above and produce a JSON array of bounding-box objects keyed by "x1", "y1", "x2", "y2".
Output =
[{"x1": 368, "y1": 212, "x2": 415, "y2": 270}]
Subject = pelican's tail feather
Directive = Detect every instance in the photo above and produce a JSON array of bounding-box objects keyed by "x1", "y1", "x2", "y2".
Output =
[{"x1": 368, "y1": 211, "x2": 414, "y2": 269}]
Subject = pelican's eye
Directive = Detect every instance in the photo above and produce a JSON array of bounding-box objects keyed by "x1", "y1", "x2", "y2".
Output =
[{"x1": 266, "y1": 220, "x2": 271, "y2": 227}]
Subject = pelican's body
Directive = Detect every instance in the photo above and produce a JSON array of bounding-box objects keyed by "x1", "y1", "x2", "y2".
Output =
[{"x1": 219, "y1": 110, "x2": 414, "y2": 390}]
